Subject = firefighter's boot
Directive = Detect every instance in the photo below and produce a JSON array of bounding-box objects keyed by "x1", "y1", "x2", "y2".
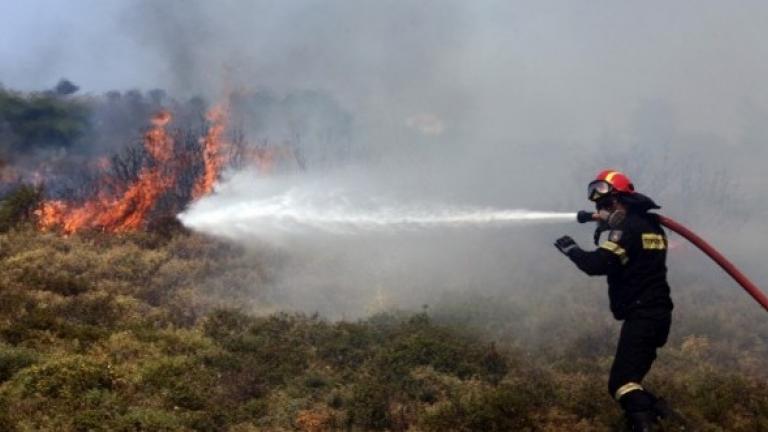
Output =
[
  {"x1": 653, "y1": 397, "x2": 688, "y2": 429},
  {"x1": 626, "y1": 411, "x2": 659, "y2": 432},
  {"x1": 618, "y1": 388, "x2": 660, "y2": 432}
]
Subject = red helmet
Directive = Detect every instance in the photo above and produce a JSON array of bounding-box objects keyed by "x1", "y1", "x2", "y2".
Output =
[{"x1": 588, "y1": 170, "x2": 635, "y2": 201}]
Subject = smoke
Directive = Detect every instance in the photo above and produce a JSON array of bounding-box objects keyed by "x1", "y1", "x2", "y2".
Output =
[{"x1": 3, "y1": 1, "x2": 768, "y2": 316}]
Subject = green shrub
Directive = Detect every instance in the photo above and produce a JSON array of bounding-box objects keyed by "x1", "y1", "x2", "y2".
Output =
[
  {"x1": 315, "y1": 321, "x2": 381, "y2": 374},
  {"x1": 0, "y1": 345, "x2": 37, "y2": 382},
  {"x1": 420, "y1": 385, "x2": 527, "y2": 432},
  {"x1": 348, "y1": 376, "x2": 394, "y2": 430},
  {"x1": 113, "y1": 407, "x2": 186, "y2": 432},
  {"x1": 0, "y1": 185, "x2": 41, "y2": 232},
  {"x1": 12, "y1": 354, "x2": 113, "y2": 399},
  {"x1": 0, "y1": 395, "x2": 16, "y2": 432},
  {"x1": 4, "y1": 246, "x2": 93, "y2": 295},
  {"x1": 373, "y1": 313, "x2": 486, "y2": 383},
  {"x1": 1, "y1": 306, "x2": 60, "y2": 345},
  {"x1": 140, "y1": 355, "x2": 216, "y2": 410},
  {"x1": 72, "y1": 408, "x2": 114, "y2": 432}
]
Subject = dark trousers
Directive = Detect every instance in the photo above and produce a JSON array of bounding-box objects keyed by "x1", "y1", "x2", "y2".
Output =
[{"x1": 608, "y1": 309, "x2": 672, "y2": 402}]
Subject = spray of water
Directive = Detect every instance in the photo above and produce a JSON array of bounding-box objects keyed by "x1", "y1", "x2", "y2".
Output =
[{"x1": 179, "y1": 175, "x2": 575, "y2": 240}]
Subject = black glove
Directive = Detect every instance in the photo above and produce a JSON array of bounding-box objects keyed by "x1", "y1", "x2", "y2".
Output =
[
  {"x1": 577, "y1": 210, "x2": 595, "y2": 224},
  {"x1": 554, "y1": 235, "x2": 579, "y2": 256}
]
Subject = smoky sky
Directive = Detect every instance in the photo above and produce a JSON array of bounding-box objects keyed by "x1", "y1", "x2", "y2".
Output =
[
  {"x1": 4, "y1": 1, "x2": 768, "y2": 143},
  {"x1": 4, "y1": 1, "x2": 768, "y2": 187},
  {"x1": 3, "y1": 1, "x2": 768, "y2": 315}
]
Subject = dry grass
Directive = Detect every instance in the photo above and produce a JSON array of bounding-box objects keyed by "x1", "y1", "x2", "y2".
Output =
[{"x1": 0, "y1": 227, "x2": 765, "y2": 431}]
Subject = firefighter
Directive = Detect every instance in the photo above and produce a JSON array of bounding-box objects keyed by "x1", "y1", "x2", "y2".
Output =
[{"x1": 553, "y1": 170, "x2": 675, "y2": 432}]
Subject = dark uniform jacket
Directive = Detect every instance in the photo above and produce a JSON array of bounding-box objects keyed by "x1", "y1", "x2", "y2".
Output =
[{"x1": 567, "y1": 211, "x2": 674, "y2": 320}]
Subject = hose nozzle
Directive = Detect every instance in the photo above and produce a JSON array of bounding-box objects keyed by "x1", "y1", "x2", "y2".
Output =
[{"x1": 577, "y1": 210, "x2": 598, "y2": 224}]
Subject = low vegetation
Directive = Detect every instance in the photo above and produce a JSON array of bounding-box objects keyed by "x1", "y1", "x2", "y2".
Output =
[{"x1": 0, "y1": 199, "x2": 766, "y2": 431}]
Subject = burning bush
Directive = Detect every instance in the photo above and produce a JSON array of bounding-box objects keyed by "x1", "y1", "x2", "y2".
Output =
[
  {"x1": 31, "y1": 102, "x2": 309, "y2": 234},
  {"x1": 37, "y1": 110, "x2": 192, "y2": 234},
  {"x1": 0, "y1": 84, "x2": 347, "y2": 236}
]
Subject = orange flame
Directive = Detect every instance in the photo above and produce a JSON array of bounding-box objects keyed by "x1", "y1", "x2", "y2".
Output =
[
  {"x1": 34, "y1": 102, "x2": 297, "y2": 235},
  {"x1": 37, "y1": 110, "x2": 176, "y2": 234},
  {"x1": 192, "y1": 105, "x2": 229, "y2": 199}
]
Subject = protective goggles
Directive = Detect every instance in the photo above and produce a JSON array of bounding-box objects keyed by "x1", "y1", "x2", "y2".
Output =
[{"x1": 588, "y1": 180, "x2": 613, "y2": 202}]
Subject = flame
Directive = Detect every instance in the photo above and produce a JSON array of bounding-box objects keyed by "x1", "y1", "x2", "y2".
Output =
[
  {"x1": 192, "y1": 105, "x2": 229, "y2": 199},
  {"x1": 37, "y1": 200, "x2": 68, "y2": 231},
  {"x1": 34, "y1": 102, "x2": 297, "y2": 234},
  {"x1": 37, "y1": 111, "x2": 176, "y2": 234}
]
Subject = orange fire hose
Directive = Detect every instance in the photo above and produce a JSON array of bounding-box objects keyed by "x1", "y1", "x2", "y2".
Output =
[{"x1": 657, "y1": 215, "x2": 768, "y2": 312}]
